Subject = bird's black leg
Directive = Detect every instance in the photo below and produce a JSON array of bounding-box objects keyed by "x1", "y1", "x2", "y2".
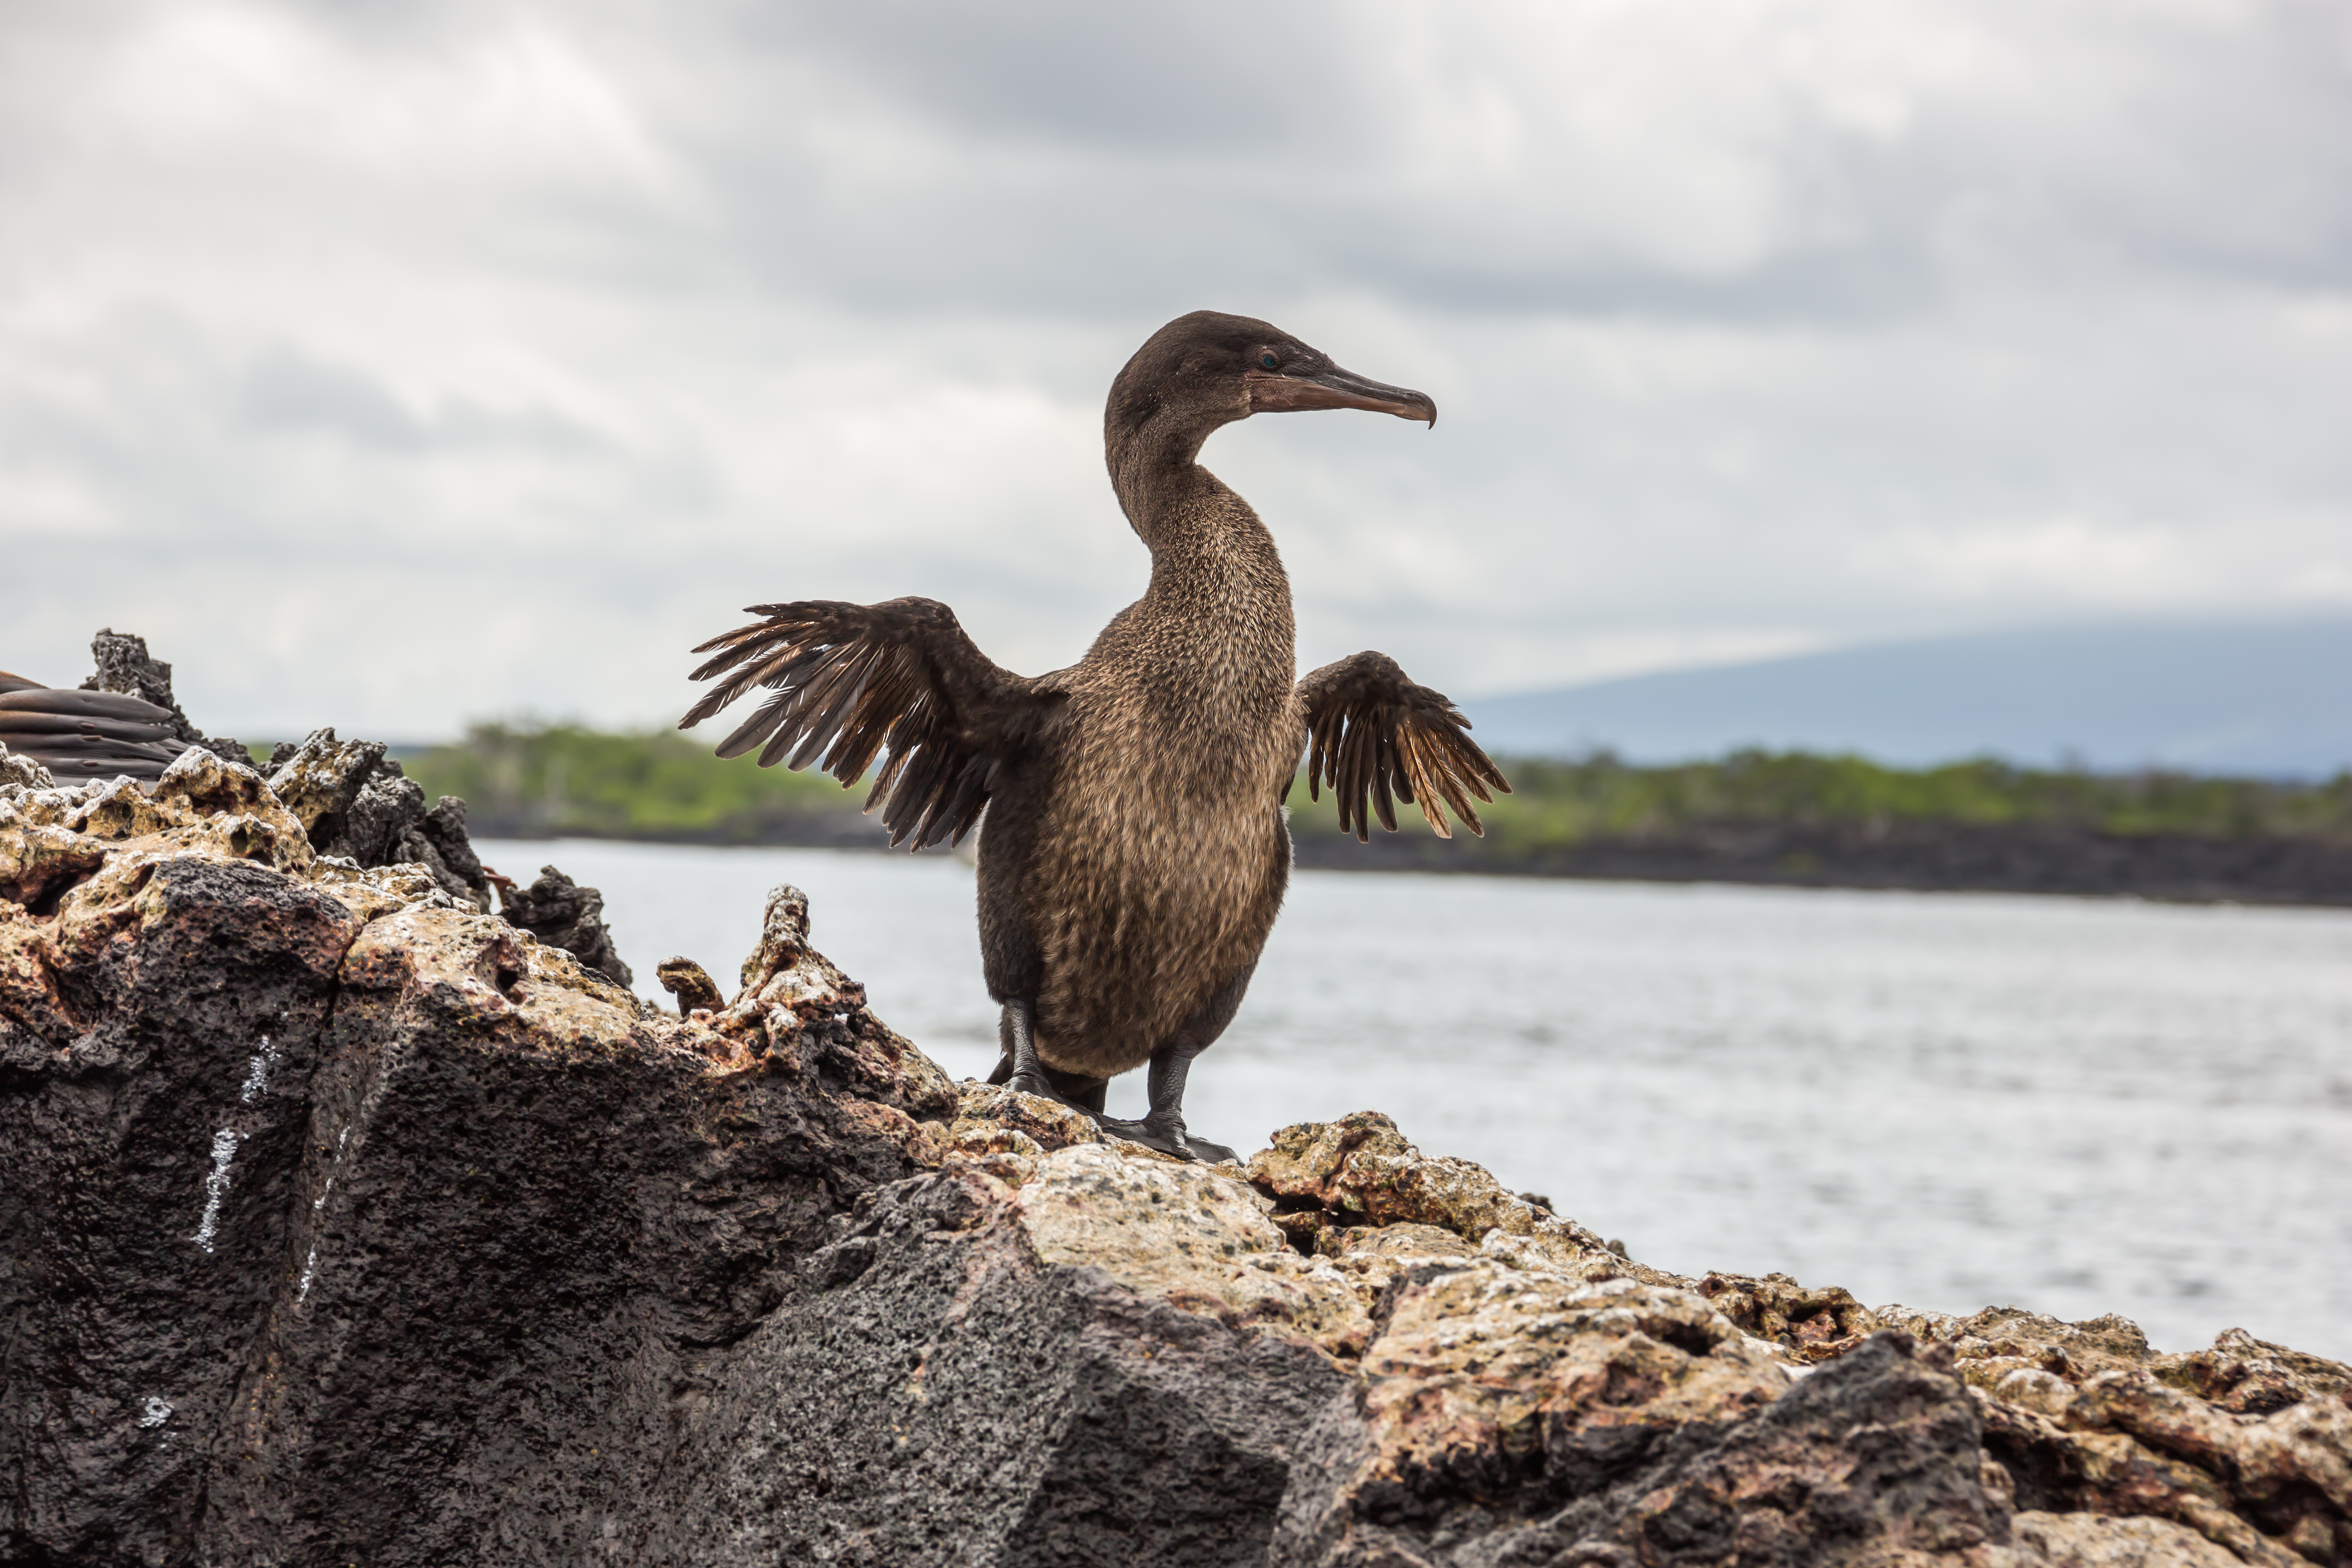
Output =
[
  {"x1": 1096, "y1": 963, "x2": 1253, "y2": 1165},
  {"x1": 1100, "y1": 1042, "x2": 1240, "y2": 1165},
  {"x1": 993, "y1": 1000, "x2": 1111, "y2": 1113},
  {"x1": 999, "y1": 998, "x2": 1061, "y2": 1102},
  {"x1": 1053, "y1": 1070, "x2": 1109, "y2": 1115}
]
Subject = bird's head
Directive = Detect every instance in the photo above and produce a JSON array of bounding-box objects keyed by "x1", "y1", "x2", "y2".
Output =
[{"x1": 1106, "y1": 310, "x2": 1435, "y2": 463}]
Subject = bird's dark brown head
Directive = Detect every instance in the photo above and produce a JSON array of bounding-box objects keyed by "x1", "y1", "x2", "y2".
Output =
[{"x1": 1106, "y1": 310, "x2": 1436, "y2": 465}]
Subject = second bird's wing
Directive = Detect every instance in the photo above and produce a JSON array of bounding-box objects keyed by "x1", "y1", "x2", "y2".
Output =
[
  {"x1": 0, "y1": 684, "x2": 191, "y2": 782},
  {"x1": 680, "y1": 597, "x2": 1048, "y2": 850},
  {"x1": 1294, "y1": 651, "x2": 1510, "y2": 841}
]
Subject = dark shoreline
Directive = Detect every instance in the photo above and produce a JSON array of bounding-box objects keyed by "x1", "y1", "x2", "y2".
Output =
[
  {"x1": 1290, "y1": 819, "x2": 2352, "y2": 906},
  {"x1": 464, "y1": 813, "x2": 2352, "y2": 908}
]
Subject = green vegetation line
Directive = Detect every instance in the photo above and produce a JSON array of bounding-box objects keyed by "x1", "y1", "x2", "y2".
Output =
[{"x1": 399, "y1": 722, "x2": 2352, "y2": 849}]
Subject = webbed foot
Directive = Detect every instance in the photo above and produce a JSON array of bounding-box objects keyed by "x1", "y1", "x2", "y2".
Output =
[
  {"x1": 1005, "y1": 1069, "x2": 1068, "y2": 1105},
  {"x1": 1095, "y1": 1114, "x2": 1239, "y2": 1166},
  {"x1": 1184, "y1": 1133, "x2": 1240, "y2": 1166}
]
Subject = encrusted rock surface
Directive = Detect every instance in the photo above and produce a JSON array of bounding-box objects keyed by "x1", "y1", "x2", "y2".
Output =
[
  {"x1": 494, "y1": 862, "x2": 635, "y2": 987},
  {"x1": 77, "y1": 627, "x2": 247, "y2": 764},
  {"x1": 657, "y1": 955, "x2": 728, "y2": 1014},
  {"x1": 260, "y1": 726, "x2": 630, "y2": 980},
  {"x1": 1, "y1": 753, "x2": 948, "y2": 1565},
  {"x1": 264, "y1": 726, "x2": 494, "y2": 914},
  {"x1": 0, "y1": 742, "x2": 57, "y2": 790},
  {"x1": 3, "y1": 763, "x2": 2347, "y2": 1567}
]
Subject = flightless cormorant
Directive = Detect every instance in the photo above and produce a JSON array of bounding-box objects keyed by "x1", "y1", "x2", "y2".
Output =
[{"x1": 682, "y1": 311, "x2": 1508, "y2": 1162}]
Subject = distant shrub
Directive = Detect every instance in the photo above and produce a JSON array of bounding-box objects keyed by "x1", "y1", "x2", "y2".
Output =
[
  {"x1": 1283, "y1": 747, "x2": 2352, "y2": 850},
  {"x1": 404, "y1": 722, "x2": 873, "y2": 842}
]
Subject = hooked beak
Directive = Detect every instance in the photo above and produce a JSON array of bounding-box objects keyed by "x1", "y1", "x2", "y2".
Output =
[{"x1": 1245, "y1": 364, "x2": 1437, "y2": 426}]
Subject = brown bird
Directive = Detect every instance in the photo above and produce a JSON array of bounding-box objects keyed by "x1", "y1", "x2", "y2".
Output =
[
  {"x1": 681, "y1": 311, "x2": 1508, "y2": 1161},
  {"x1": 0, "y1": 672, "x2": 191, "y2": 782}
]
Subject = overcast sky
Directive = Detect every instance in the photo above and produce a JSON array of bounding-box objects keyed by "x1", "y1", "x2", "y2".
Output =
[{"x1": 4, "y1": 0, "x2": 2349, "y2": 739}]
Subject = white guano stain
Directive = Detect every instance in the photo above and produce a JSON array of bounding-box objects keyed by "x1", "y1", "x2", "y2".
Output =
[
  {"x1": 139, "y1": 1397, "x2": 172, "y2": 1428},
  {"x1": 191, "y1": 1129, "x2": 245, "y2": 1253},
  {"x1": 297, "y1": 1126, "x2": 352, "y2": 1303},
  {"x1": 296, "y1": 1178, "x2": 335, "y2": 1301},
  {"x1": 238, "y1": 1035, "x2": 281, "y2": 1103}
]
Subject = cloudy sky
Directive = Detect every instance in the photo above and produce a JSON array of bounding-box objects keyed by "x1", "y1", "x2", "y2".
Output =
[{"x1": 4, "y1": 0, "x2": 2349, "y2": 739}]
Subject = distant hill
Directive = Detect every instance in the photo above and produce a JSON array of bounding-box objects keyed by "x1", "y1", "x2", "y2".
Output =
[{"x1": 1465, "y1": 620, "x2": 2352, "y2": 777}]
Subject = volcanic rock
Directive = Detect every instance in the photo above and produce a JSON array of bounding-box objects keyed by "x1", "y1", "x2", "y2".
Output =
[
  {"x1": 657, "y1": 955, "x2": 728, "y2": 1014},
  {"x1": 2, "y1": 758, "x2": 2347, "y2": 1567},
  {"x1": 0, "y1": 742, "x2": 56, "y2": 790},
  {"x1": 77, "y1": 628, "x2": 241, "y2": 760},
  {"x1": 264, "y1": 726, "x2": 494, "y2": 915},
  {"x1": 493, "y1": 862, "x2": 633, "y2": 988}
]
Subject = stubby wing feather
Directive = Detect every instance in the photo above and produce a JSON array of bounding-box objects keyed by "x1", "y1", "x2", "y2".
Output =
[
  {"x1": 1294, "y1": 651, "x2": 1510, "y2": 842},
  {"x1": 679, "y1": 597, "x2": 1036, "y2": 851}
]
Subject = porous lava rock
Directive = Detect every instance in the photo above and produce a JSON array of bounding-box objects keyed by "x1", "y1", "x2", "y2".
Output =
[
  {"x1": 0, "y1": 632, "x2": 213, "y2": 784},
  {"x1": 0, "y1": 742, "x2": 56, "y2": 790},
  {"x1": 77, "y1": 629, "x2": 194, "y2": 735},
  {"x1": 494, "y1": 862, "x2": 634, "y2": 988},
  {"x1": 657, "y1": 955, "x2": 728, "y2": 1014},
  {"x1": 2, "y1": 761, "x2": 2347, "y2": 1567},
  {"x1": 76, "y1": 628, "x2": 247, "y2": 765},
  {"x1": 264, "y1": 726, "x2": 493, "y2": 915},
  {"x1": 1, "y1": 752, "x2": 949, "y2": 1565}
]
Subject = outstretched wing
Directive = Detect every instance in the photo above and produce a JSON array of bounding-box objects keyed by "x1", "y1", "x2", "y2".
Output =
[
  {"x1": 1294, "y1": 651, "x2": 1510, "y2": 842},
  {"x1": 680, "y1": 597, "x2": 1042, "y2": 851},
  {"x1": 0, "y1": 680, "x2": 191, "y2": 782}
]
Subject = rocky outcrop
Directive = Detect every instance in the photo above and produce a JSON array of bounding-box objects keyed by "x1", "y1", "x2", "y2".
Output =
[
  {"x1": 0, "y1": 742, "x2": 55, "y2": 790},
  {"x1": 657, "y1": 955, "x2": 728, "y2": 1013},
  {"x1": 493, "y1": 863, "x2": 634, "y2": 987},
  {"x1": 0, "y1": 632, "x2": 205, "y2": 786},
  {"x1": 258, "y1": 726, "x2": 631, "y2": 980},
  {"x1": 12, "y1": 625, "x2": 625, "y2": 998},
  {"x1": 77, "y1": 628, "x2": 248, "y2": 766},
  {"x1": 262, "y1": 728, "x2": 490, "y2": 910},
  {"x1": 1, "y1": 751, "x2": 949, "y2": 1566},
  {"x1": 2, "y1": 760, "x2": 2346, "y2": 1567}
]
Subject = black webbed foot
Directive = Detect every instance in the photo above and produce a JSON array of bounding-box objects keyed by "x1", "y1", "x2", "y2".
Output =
[
  {"x1": 1093, "y1": 1113, "x2": 1167, "y2": 1154},
  {"x1": 1094, "y1": 1114, "x2": 1239, "y2": 1166},
  {"x1": 1005, "y1": 1069, "x2": 1069, "y2": 1106},
  {"x1": 1088, "y1": 1028, "x2": 1246, "y2": 1164},
  {"x1": 1184, "y1": 1133, "x2": 1240, "y2": 1165}
]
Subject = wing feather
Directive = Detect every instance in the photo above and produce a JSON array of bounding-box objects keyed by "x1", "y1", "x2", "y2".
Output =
[
  {"x1": 680, "y1": 597, "x2": 1043, "y2": 851},
  {"x1": 1294, "y1": 652, "x2": 1510, "y2": 842}
]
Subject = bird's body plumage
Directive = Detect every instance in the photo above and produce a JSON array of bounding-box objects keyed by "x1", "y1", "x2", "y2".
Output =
[
  {"x1": 683, "y1": 311, "x2": 1506, "y2": 1155},
  {"x1": 1003, "y1": 460, "x2": 1301, "y2": 1079}
]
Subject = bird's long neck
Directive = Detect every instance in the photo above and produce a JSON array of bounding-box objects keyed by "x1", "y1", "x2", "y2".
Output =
[{"x1": 1107, "y1": 425, "x2": 1296, "y2": 719}]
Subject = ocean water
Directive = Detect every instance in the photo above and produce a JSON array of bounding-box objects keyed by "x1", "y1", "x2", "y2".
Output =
[{"x1": 478, "y1": 838, "x2": 2352, "y2": 1362}]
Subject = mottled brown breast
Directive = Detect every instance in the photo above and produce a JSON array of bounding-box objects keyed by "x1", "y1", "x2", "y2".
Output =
[{"x1": 1024, "y1": 533, "x2": 1302, "y2": 1078}]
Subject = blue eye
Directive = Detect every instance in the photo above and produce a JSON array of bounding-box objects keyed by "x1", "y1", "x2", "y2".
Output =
[{"x1": 1260, "y1": 353, "x2": 1278, "y2": 369}]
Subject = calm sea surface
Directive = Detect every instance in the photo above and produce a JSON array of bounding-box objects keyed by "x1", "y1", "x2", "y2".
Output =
[{"x1": 479, "y1": 838, "x2": 2352, "y2": 1361}]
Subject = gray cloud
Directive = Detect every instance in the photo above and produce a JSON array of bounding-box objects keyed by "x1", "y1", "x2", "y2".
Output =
[
  {"x1": 1, "y1": 0, "x2": 2348, "y2": 738},
  {"x1": 243, "y1": 347, "x2": 427, "y2": 448}
]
